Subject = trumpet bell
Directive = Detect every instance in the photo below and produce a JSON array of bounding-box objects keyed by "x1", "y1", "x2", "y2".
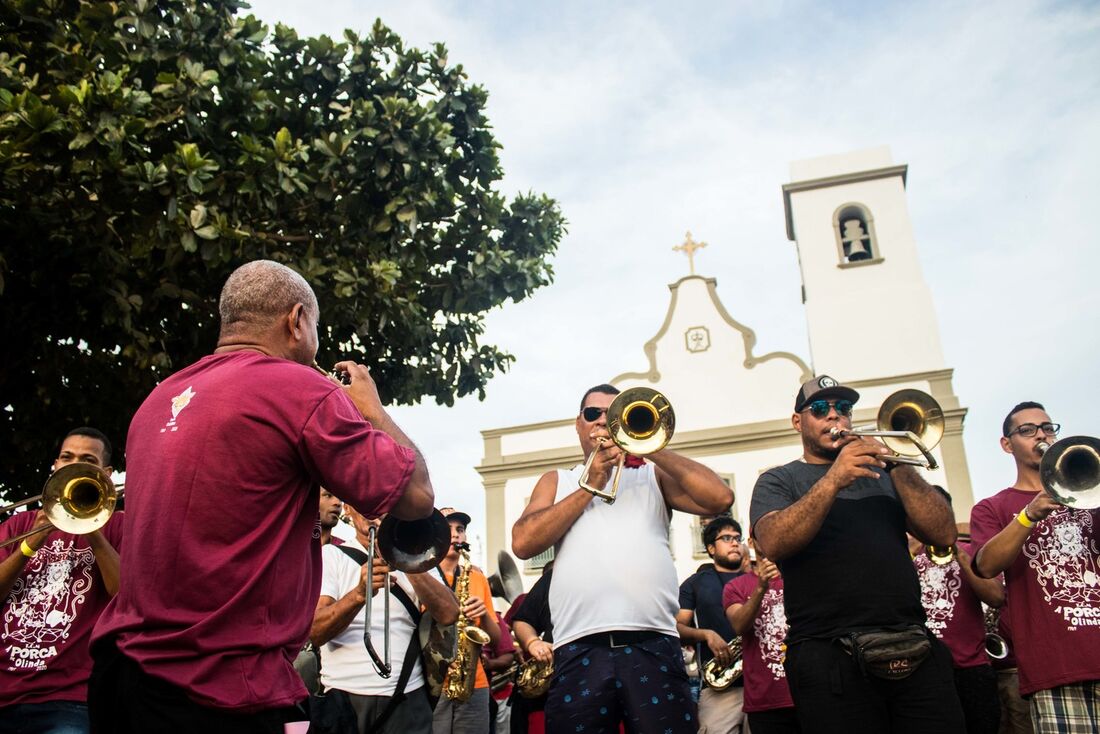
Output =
[
  {"x1": 1040, "y1": 437, "x2": 1100, "y2": 510},
  {"x1": 608, "y1": 387, "x2": 675, "y2": 456},
  {"x1": 42, "y1": 463, "x2": 116, "y2": 534},
  {"x1": 377, "y1": 509, "x2": 453, "y2": 574},
  {"x1": 877, "y1": 390, "x2": 944, "y2": 458}
]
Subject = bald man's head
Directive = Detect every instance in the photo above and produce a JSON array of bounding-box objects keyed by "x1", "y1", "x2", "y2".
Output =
[{"x1": 218, "y1": 260, "x2": 318, "y2": 337}]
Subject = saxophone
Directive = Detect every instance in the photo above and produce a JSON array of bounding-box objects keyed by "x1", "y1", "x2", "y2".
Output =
[
  {"x1": 442, "y1": 543, "x2": 492, "y2": 702},
  {"x1": 702, "y1": 636, "x2": 744, "y2": 690}
]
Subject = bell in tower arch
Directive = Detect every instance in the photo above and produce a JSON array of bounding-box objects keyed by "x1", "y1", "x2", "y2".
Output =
[{"x1": 842, "y1": 219, "x2": 873, "y2": 261}]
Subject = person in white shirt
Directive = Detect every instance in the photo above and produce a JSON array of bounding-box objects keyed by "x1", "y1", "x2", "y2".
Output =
[{"x1": 311, "y1": 507, "x2": 458, "y2": 733}]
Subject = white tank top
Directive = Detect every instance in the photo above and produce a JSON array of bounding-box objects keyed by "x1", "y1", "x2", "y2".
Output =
[{"x1": 549, "y1": 462, "x2": 680, "y2": 647}]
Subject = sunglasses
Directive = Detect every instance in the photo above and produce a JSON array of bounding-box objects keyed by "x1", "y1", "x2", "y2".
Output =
[
  {"x1": 581, "y1": 406, "x2": 608, "y2": 422},
  {"x1": 804, "y1": 399, "x2": 854, "y2": 418}
]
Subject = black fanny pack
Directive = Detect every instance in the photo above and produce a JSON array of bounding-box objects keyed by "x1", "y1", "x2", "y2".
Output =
[{"x1": 840, "y1": 625, "x2": 931, "y2": 680}]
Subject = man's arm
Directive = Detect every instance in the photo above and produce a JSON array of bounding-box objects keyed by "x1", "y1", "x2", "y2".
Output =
[
  {"x1": 652, "y1": 451, "x2": 733, "y2": 515},
  {"x1": 310, "y1": 559, "x2": 383, "y2": 647},
  {"x1": 406, "y1": 572, "x2": 459, "y2": 625},
  {"x1": 337, "y1": 361, "x2": 434, "y2": 520},
  {"x1": 511, "y1": 470, "x2": 592, "y2": 560},
  {"x1": 891, "y1": 465, "x2": 957, "y2": 547},
  {"x1": 87, "y1": 529, "x2": 121, "y2": 597},
  {"x1": 726, "y1": 561, "x2": 779, "y2": 636},
  {"x1": 954, "y1": 545, "x2": 1004, "y2": 607},
  {"x1": 974, "y1": 491, "x2": 1059, "y2": 578},
  {"x1": 753, "y1": 441, "x2": 887, "y2": 561},
  {"x1": 0, "y1": 513, "x2": 52, "y2": 601},
  {"x1": 675, "y1": 608, "x2": 732, "y2": 667}
]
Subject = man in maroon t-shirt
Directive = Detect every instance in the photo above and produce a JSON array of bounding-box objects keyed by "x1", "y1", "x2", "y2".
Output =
[
  {"x1": 87, "y1": 260, "x2": 436, "y2": 733},
  {"x1": 972, "y1": 401, "x2": 1100, "y2": 734},
  {"x1": 724, "y1": 543, "x2": 798, "y2": 734},
  {"x1": 0, "y1": 427, "x2": 122, "y2": 733},
  {"x1": 909, "y1": 503, "x2": 1005, "y2": 734}
]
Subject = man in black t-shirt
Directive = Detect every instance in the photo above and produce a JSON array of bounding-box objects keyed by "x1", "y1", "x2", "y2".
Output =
[
  {"x1": 677, "y1": 516, "x2": 747, "y2": 733},
  {"x1": 749, "y1": 375, "x2": 965, "y2": 733}
]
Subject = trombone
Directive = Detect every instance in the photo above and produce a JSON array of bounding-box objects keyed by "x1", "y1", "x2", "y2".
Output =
[
  {"x1": 0, "y1": 463, "x2": 120, "y2": 548},
  {"x1": 362, "y1": 509, "x2": 452, "y2": 677},
  {"x1": 830, "y1": 389, "x2": 945, "y2": 470},
  {"x1": 578, "y1": 387, "x2": 675, "y2": 504},
  {"x1": 1038, "y1": 436, "x2": 1100, "y2": 509}
]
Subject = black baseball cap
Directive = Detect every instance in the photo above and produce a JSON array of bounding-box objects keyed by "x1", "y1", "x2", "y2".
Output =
[{"x1": 794, "y1": 375, "x2": 860, "y2": 413}]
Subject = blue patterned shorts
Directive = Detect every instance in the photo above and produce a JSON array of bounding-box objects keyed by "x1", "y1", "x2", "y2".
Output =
[{"x1": 544, "y1": 634, "x2": 696, "y2": 734}]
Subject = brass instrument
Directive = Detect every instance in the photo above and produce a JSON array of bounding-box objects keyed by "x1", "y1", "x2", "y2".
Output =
[
  {"x1": 579, "y1": 387, "x2": 675, "y2": 504},
  {"x1": 984, "y1": 606, "x2": 1009, "y2": 660},
  {"x1": 830, "y1": 389, "x2": 944, "y2": 470},
  {"x1": 488, "y1": 550, "x2": 524, "y2": 603},
  {"x1": 442, "y1": 542, "x2": 492, "y2": 702},
  {"x1": 702, "y1": 637, "x2": 744, "y2": 690},
  {"x1": 362, "y1": 509, "x2": 452, "y2": 677},
  {"x1": 0, "y1": 463, "x2": 120, "y2": 548},
  {"x1": 516, "y1": 657, "x2": 554, "y2": 698},
  {"x1": 926, "y1": 545, "x2": 956, "y2": 566},
  {"x1": 1038, "y1": 437, "x2": 1100, "y2": 509}
]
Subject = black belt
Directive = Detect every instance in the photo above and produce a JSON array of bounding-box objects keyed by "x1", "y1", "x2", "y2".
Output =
[{"x1": 573, "y1": 630, "x2": 670, "y2": 648}]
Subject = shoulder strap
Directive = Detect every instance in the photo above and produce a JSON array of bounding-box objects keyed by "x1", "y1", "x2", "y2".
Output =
[{"x1": 335, "y1": 544, "x2": 369, "y2": 566}]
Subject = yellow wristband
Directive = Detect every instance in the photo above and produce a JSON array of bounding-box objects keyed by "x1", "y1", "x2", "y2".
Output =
[
  {"x1": 1016, "y1": 508, "x2": 1035, "y2": 528},
  {"x1": 19, "y1": 540, "x2": 36, "y2": 558}
]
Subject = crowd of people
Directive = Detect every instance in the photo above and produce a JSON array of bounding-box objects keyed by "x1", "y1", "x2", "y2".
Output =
[{"x1": 0, "y1": 260, "x2": 1097, "y2": 734}]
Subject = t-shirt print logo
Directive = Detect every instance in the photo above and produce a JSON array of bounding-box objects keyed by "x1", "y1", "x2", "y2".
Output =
[
  {"x1": 161, "y1": 386, "x2": 197, "y2": 433},
  {"x1": 1023, "y1": 509, "x2": 1100, "y2": 629},
  {"x1": 914, "y1": 554, "x2": 961, "y2": 636},
  {"x1": 3, "y1": 540, "x2": 93, "y2": 671},
  {"x1": 754, "y1": 588, "x2": 789, "y2": 679}
]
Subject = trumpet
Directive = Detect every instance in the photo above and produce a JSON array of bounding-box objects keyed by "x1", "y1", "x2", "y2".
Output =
[
  {"x1": 1038, "y1": 437, "x2": 1100, "y2": 509},
  {"x1": 926, "y1": 545, "x2": 956, "y2": 565},
  {"x1": 578, "y1": 387, "x2": 675, "y2": 504},
  {"x1": 0, "y1": 463, "x2": 121, "y2": 549},
  {"x1": 830, "y1": 389, "x2": 944, "y2": 470}
]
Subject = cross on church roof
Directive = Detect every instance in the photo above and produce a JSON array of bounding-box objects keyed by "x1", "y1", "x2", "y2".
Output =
[{"x1": 673, "y1": 231, "x2": 707, "y2": 275}]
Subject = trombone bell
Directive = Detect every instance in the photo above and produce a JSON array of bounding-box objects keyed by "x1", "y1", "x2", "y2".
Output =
[
  {"x1": 579, "y1": 387, "x2": 675, "y2": 504},
  {"x1": 877, "y1": 390, "x2": 945, "y2": 460},
  {"x1": 43, "y1": 463, "x2": 117, "y2": 535},
  {"x1": 1039, "y1": 437, "x2": 1100, "y2": 510}
]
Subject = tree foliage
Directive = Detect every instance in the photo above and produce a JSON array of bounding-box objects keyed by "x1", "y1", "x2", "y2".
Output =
[{"x1": 0, "y1": 0, "x2": 565, "y2": 497}]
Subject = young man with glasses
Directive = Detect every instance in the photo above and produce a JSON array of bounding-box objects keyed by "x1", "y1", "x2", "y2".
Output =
[
  {"x1": 749, "y1": 375, "x2": 964, "y2": 733},
  {"x1": 512, "y1": 383, "x2": 732, "y2": 734},
  {"x1": 971, "y1": 401, "x2": 1100, "y2": 734},
  {"x1": 676, "y1": 516, "x2": 749, "y2": 733}
]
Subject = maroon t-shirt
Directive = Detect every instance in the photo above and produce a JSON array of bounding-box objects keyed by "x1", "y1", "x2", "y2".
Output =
[
  {"x1": 723, "y1": 574, "x2": 793, "y2": 713},
  {"x1": 92, "y1": 352, "x2": 415, "y2": 711},
  {"x1": 970, "y1": 487, "x2": 1100, "y2": 695},
  {"x1": 0, "y1": 511, "x2": 124, "y2": 706},
  {"x1": 912, "y1": 542, "x2": 987, "y2": 668}
]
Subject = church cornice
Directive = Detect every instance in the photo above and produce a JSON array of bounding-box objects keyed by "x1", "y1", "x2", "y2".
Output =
[{"x1": 782, "y1": 164, "x2": 908, "y2": 241}]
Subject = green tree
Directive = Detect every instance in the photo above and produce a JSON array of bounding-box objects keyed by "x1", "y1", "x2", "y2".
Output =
[{"x1": 0, "y1": 0, "x2": 565, "y2": 498}]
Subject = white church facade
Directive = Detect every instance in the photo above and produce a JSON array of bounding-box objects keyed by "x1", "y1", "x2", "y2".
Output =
[{"x1": 476, "y1": 146, "x2": 975, "y2": 588}]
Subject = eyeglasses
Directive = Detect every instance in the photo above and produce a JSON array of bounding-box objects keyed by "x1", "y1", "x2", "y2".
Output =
[
  {"x1": 803, "y1": 399, "x2": 853, "y2": 418},
  {"x1": 1008, "y1": 422, "x2": 1061, "y2": 438},
  {"x1": 581, "y1": 407, "x2": 608, "y2": 422},
  {"x1": 715, "y1": 534, "x2": 742, "y2": 544}
]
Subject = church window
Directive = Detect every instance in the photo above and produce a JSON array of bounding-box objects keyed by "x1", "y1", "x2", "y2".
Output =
[{"x1": 833, "y1": 203, "x2": 880, "y2": 265}]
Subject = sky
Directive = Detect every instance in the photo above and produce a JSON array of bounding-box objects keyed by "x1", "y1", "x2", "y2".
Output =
[{"x1": 246, "y1": 0, "x2": 1100, "y2": 559}]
